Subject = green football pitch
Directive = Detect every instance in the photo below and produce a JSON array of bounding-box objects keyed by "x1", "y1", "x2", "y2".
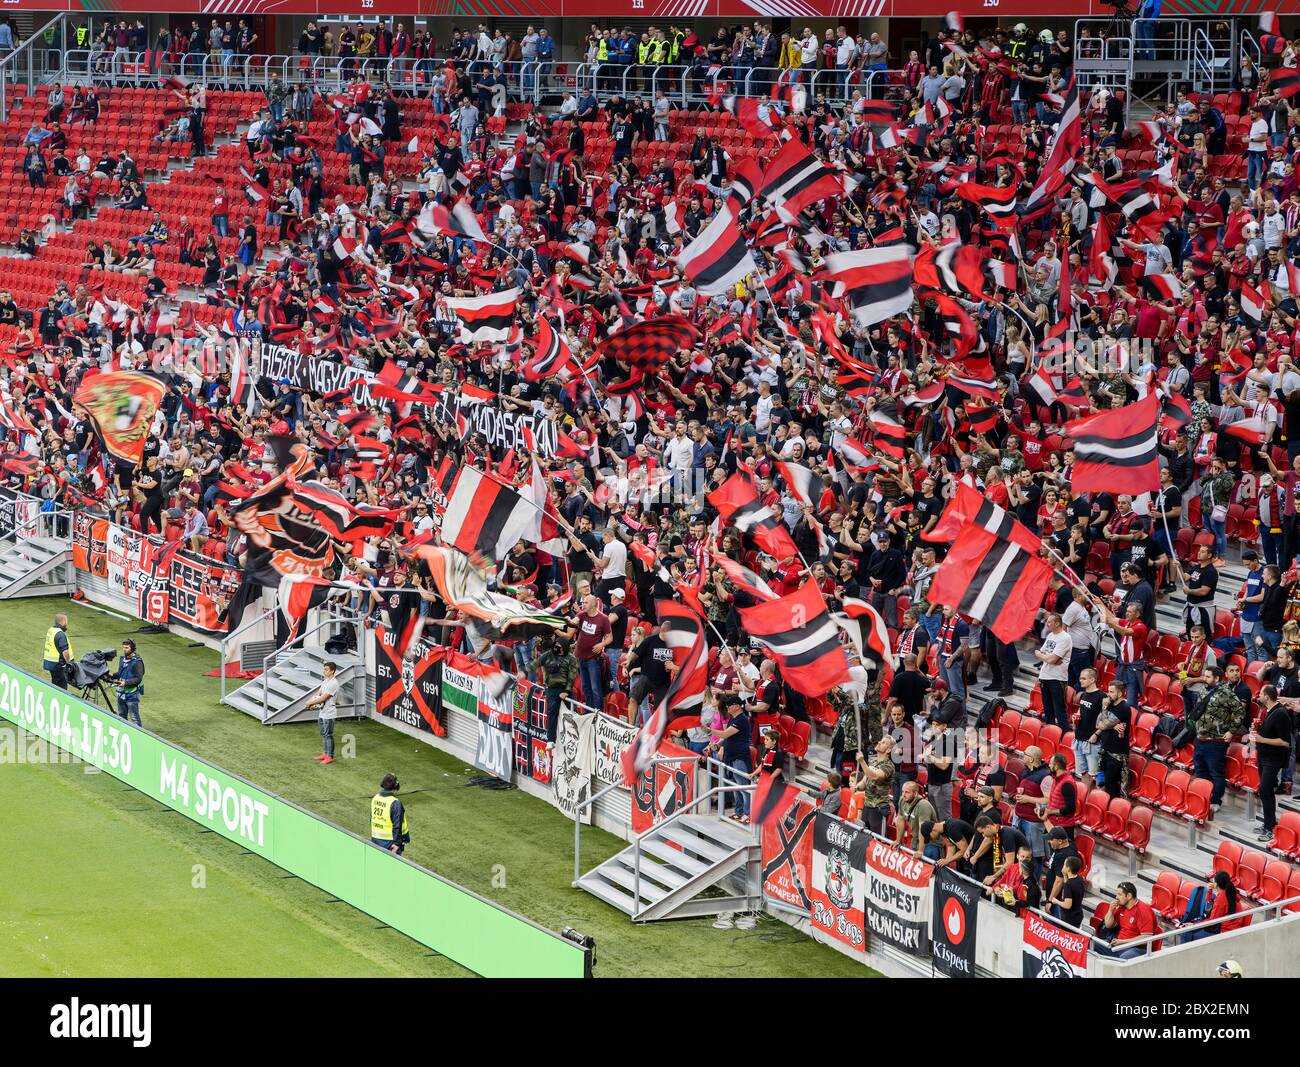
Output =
[{"x1": 0, "y1": 598, "x2": 875, "y2": 978}]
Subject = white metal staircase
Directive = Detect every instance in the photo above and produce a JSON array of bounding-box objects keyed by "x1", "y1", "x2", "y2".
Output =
[
  {"x1": 576, "y1": 812, "x2": 761, "y2": 922},
  {"x1": 0, "y1": 536, "x2": 73, "y2": 599},
  {"x1": 221, "y1": 614, "x2": 366, "y2": 724}
]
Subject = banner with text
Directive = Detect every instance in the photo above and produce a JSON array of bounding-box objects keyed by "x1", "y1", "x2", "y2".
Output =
[
  {"x1": 932, "y1": 867, "x2": 978, "y2": 977},
  {"x1": 762, "y1": 796, "x2": 817, "y2": 915},
  {"x1": 0, "y1": 658, "x2": 587, "y2": 978},
  {"x1": 373, "y1": 626, "x2": 446, "y2": 737},
  {"x1": 863, "y1": 837, "x2": 934, "y2": 956},
  {"x1": 810, "y1": 812, "x2": 868, "y2": 953},
  {"x1": 1022, "y1": 912, "x2": 1090, "y2": 978}
]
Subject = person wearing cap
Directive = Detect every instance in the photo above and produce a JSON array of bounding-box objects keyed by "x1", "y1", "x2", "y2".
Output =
[
  {"x1": 1257, "y1": 471, "x2": 1285, "y2": 567},
  {"x1": 1238, "y1": 550, "x2": 1266, "y2": 658},
  {"x1": 370, "y1": 773, "x2": 410, "y2": 855},
  {"x1": 1042, "y1": 824, "x2": 1079, "y2": 902},
  {"x1": 606, "y1": 587, "x2": 629, "y2": 690},
  {"x1": 1217, "y1": 959, "x2": 1243, "y2": 977}
]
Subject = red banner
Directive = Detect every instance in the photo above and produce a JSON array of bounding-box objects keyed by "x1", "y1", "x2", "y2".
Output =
[
  {"x1": 762, "y1": 796, "x2": 817, "y2": 915},
  {"x1": 1022, "y1": 912, "x2": 1090, "y2": 978},
  {"x1": 630, "y1": 739, "x2": 695, "y2": 835},
  {"x1": 512, "y1": 679, "x2": 553, "y2": 786}
]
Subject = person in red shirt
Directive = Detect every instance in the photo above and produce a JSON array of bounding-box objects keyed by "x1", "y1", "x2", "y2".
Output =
[
  {"x1": 1101, "y1": 881, "x2": 1161, "y2": 958},
  {"x1": 985, "y1": 466, "x2": 1011, "y2": 509},
  {"x1": 1102, "y1": 601, "x2": 1148, "y2": 707}
]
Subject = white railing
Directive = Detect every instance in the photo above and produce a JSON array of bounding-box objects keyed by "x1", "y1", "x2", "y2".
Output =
[
  {"x1": 0, "y1": 13, "x2": 70, "y2": 121},
  {"x1": 57, "y1": 49, "x2": 555, "y2": 105}
]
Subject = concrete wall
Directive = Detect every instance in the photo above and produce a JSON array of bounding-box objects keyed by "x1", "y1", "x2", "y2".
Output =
[{"x1": 1089, "y1": 909, "x2": 1300, "y2": 978}]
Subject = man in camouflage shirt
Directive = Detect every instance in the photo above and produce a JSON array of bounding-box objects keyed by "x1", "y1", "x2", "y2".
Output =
[
  {"x1": 855, "y1": 735, "x2": 895, "y2": 836},
  {"x1": 1191, "y1": 665, "x2": 1249, "y2": 809},
  {"x1": 1199, "y1": 456, "x2": 1236, "y2": 559}
]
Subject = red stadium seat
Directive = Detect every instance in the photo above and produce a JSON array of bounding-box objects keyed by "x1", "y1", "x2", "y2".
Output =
[
  {"x1": 1212, "y1": 840, "x2": 1243, "y2": 881},
  {"x1": 1236, "y1": 850, "x2": 1267, "y2": 898},
  {"x1": 1151, "y1": 871, "x2": 1181, "y2": 919},
  {"x1": 1260, "y1": 860, "x2": 1293, "y2": 904}
]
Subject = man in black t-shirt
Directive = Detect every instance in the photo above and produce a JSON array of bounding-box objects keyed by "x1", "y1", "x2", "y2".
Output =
[
  {"x1": 1093, "y1": 679, "x2": 1132, "y2": 799},
  {"x1": 921, "y1": 817, "x2": 975, "y2": 874},
  {"x1": 970, "y1": 815, "x2": 1029, "y2": 885},
  {"x1": 1253, "y1": 684, "x2": 1294, "y2": 840},
  {"x1": 1183, "y1": 544, "x2": 1219, "y2": 636},
  {"x1": 1073, "y1": 666, "x2": 1106, "y2": 788},
  {"x1": 1043, "y1": 826, "x2": 1080, "y2": 904}
]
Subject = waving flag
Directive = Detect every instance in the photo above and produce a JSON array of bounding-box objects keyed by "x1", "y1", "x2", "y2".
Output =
[
  {"x1": 835, "y1": 597, "x2": 894, "y2": 693},
  {"x1": 708, "y1": 471, "x2": 801, "y2": 561},
  {"x1": 73, "y1": 371, "x2": 166, "y2": 465},
  {"x1": 713, "y1": 553, "x2": 779, "y2": 602},
  {"x1": 913, "y1": 243, "x2": 988, "y2": 300},
  {"x1": 924, "y1": 478, "x2": 1042, "y2": 552},
  {"x1": 738, "y1": 580, "x2": 851, "y2": 696},
  {"x1": 674, "y1": 208, "x2": 759, "y2": 296},
  {"x1": 440, "y1": 466, "x2": 537, "y2": 562},
  {"x1": 928, "y1": 522, "x2": 1052, "y2": 643},
  {"x1": 445, "y1": 289, "x2": 519, "y2": 342},
  {"x1": 595, "y1": 315, "x2": 700, "y2": 377},
  {"x1": 775, "y1": 460, "x2": 824, "y2": 509},
  {"x1": 1065, "y1": 391, "x2": 1160, "y2": 494},
  {"x1": 621, "y1": 600, "x2": 707, "y2": 785},
  {"x1": 1024, "y1": 79, "x2": 1080, "y2": 210},
  {"x1": 820, "y1": 246, "x2": 914, "y2": 328},
  {"x1": 524, "y1": 314, "x2": 579, "y2": 382},
  {"x1": 757, "y1": 136, "x2": 847, "y2": 218}
]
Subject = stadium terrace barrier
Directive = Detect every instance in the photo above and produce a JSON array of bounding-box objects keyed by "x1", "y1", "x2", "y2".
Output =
[
  {"x1": 0, "y1": 658, "x2": 590, "y2": 978},
  {"x1": 42, "y1": 560, "x2": 1300, "y2": 978}
]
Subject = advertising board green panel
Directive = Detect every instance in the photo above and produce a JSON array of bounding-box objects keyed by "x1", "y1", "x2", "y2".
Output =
[{"x1": 0, "y1": 660, "x2": 588, "y2": 978}]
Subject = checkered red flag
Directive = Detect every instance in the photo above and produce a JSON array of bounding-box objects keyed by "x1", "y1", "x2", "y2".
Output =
[{"x1": 594, "y1": 316, "x2": 700, "y2": 377}]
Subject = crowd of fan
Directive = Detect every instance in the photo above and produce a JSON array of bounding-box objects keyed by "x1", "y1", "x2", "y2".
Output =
[{"x1": 6, "y1": 18, "x2": 1300, "y2": 950}]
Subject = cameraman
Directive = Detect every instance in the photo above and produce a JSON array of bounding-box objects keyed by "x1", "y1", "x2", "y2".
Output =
[
  {"x1": 115, "y1": 638, "x2": 145, "y2": 727},
  {"x1": 537, "y1": 635, "x2": 578, "y2": 746}
]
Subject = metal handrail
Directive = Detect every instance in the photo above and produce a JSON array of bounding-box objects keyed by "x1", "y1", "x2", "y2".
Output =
[
  {"x1": 1087, "y1": 891, "x2": 1300, "y2": 958},
  {"x1": 218, "y1": 603, "x2": 275, "y2": 703},
  {"x1": 258, "y1": 608, "x2": 363, "y2": 722},
  {"x1": 1193, "y1": 28, "x2": 1216, "y2": 93},
  {"x1": 0, "y1": 13, "x2": 70, "y2": 121},
  {"x1": 572, "y1": 745, "x2": 753, "y2": 884},
  {"x1": 630, "y1": 775, "x2": 756, "y2": 918},
  {"x1": 1240, "y1": 28, "x2": 1262, "y2": 67}
]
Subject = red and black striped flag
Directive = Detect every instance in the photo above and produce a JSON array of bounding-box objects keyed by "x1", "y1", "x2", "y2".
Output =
[
  {"x1": 712, "y1": 553, "x2": 779, "y2": 602},
  {"x1": 708, "y1": 471, "x2": 801, "y2": 561},
  {"x1": 524, "y1": 314, "x2": 580, "y2": 382},
  {"x1": 835, "y1": 597, "x2": 894, "y2": 693},
  {"x1": 757, "y1": 137, "x2": 847, "y2": 218},
  {"x1": 775, "y1": 460, "x2": 824, "y2": 509},
  {"x1": 738, "y1": 580, "x2": 851, "y2": 697},
  {"x1": 1269, "y1": 68, "x2": 1300, "y2": 99},
  {"x1": 1064, "y1": 391, "x2": 1161, "y2": 495},
  {"x1": 674, "y1": 208, "x2": 758, "y2": 296},
  {"x1": 913, "y1": 242, "x2": 989, "y2": 300},
  {"x1": 621, "y1": 600, "x2": 707, "y2": 785},
  {"x1": 928, "y1": 522, "x2": 1052, "y2": 643},
  {"x1": 444, "y1": 289, "x2": 519, "y2": 343},
  {"x1": 947, "y1": 179, "x2": 1018, "y2": 219},
  {"x1": 440, "y1": 466, "x2": 537, "y2": 562},
  {"x1": 820, "y1": 246, "x2": 914, "y2": 329}
]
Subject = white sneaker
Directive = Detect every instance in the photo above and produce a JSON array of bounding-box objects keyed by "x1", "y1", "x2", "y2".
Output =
[
  {"x1": 735, "y1": 914, "x2": 757, "y2": 930},
  {"x1": 711, "y1": 912, "x2": 735, "y2": 930}
]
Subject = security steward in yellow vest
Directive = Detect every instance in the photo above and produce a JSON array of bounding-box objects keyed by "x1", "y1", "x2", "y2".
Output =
[
  {"x1": 43, "y1": 613, "x2": 73, "y2": 690},
  {"x1": 370, "y1": 772, "x2": 411, "y2": 855}
]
